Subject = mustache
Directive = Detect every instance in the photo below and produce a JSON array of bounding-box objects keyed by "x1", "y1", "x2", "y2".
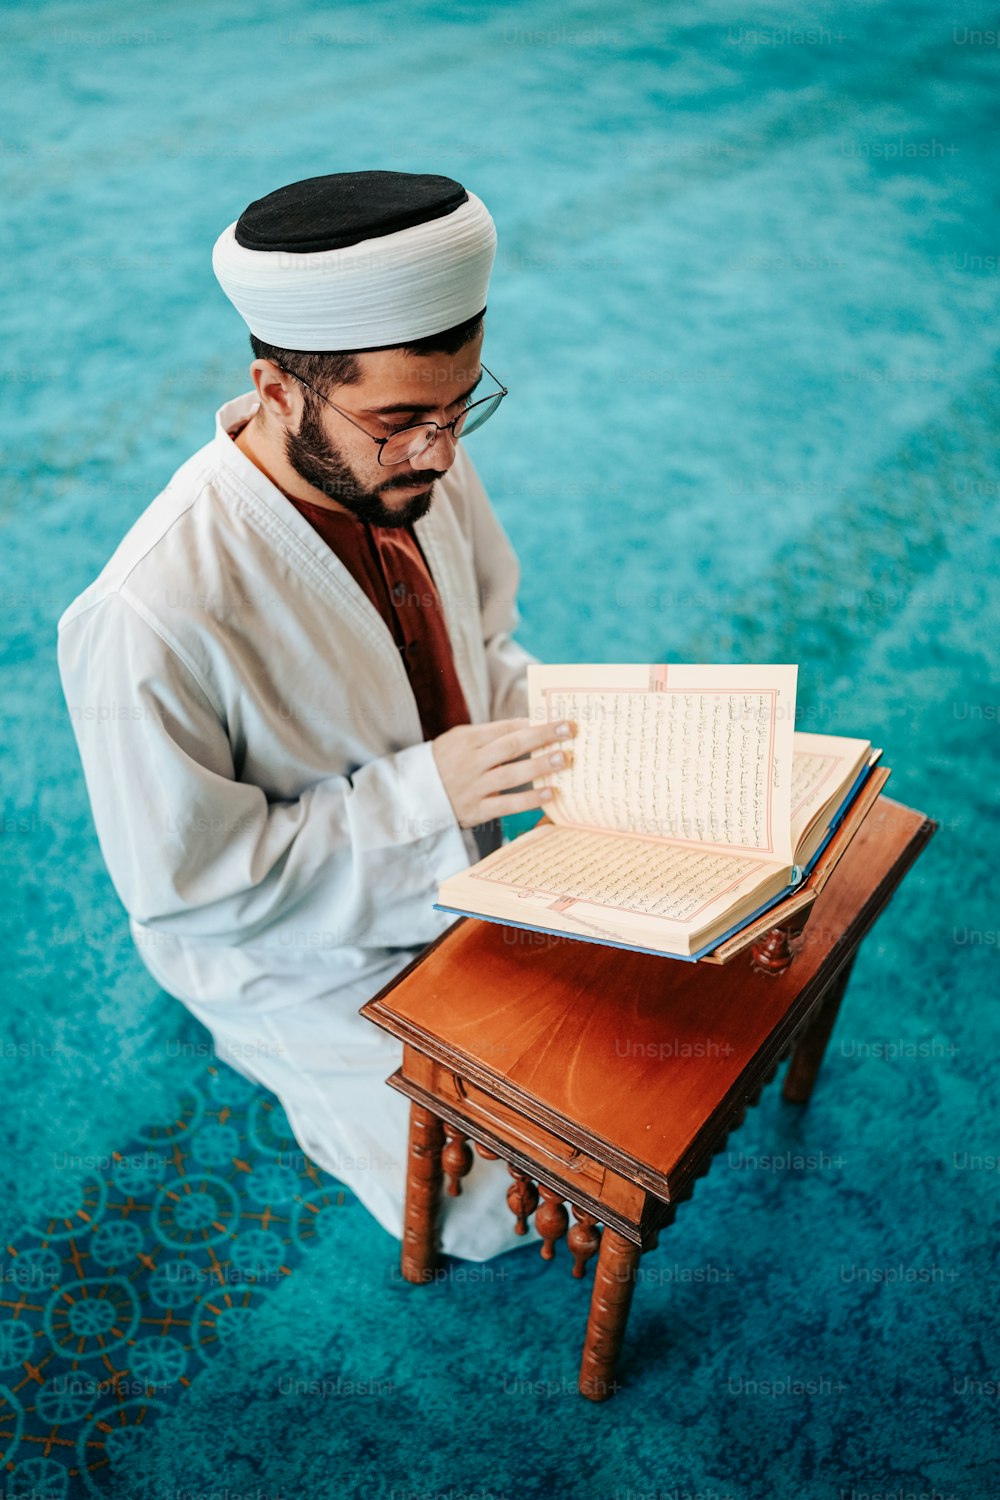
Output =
[{"x1": 382, "y1": 474, "x2": 442, "y2": 490}]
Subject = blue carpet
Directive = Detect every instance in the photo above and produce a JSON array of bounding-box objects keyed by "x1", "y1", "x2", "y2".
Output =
[{"x1": 1, "y1": 1, "x2": 998, "y2": 1496}]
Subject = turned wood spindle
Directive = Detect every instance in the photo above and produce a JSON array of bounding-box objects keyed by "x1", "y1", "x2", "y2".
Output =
[
  {"x1": 751, "y1": 925, "x2": 794, "y2": 975},
  {"x1": 535, "y1": 1182, "x2": 569, "y2": 1261},
  {"x1": 567, "y1": 1206, "x2": 601, "y2": 1279},
  {"x1": 751, "y1": 905, "x2": 812, "y2": 976},
  {"x1": 473, "y1": 1140, "x2": 500, "y2": 1161},
  {"x1": 505, "y1": 1164, "x2": 539, "y2": 1234},
  {"x1": 442, "y1": 1124, "x2": 473, "y2": 1196}
]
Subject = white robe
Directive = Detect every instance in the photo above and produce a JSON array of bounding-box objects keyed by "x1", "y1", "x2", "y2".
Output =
[{"x1": 57, "y1": 391, "x2": 545, "y2": 1260}]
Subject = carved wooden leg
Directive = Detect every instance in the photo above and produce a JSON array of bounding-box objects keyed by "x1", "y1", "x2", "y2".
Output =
[
  {"x1": 578, "y1": 1227, "x2": 642, "y2": 1401},
  {"x1": 535, "y1": 1182, "x2": 569, "y2": 1261},
  {"x1": 401, "y1": 1103, "x2": 445, "y2": 1284},
  {"x1": 783, "y1": 953, "x2": 858, "y2": 1104},
  {"x1": 567, "y1": 1206, "x2": 601, "y2": 1279},
  {"x1": 506, "y1": 1164, "x2": 539, "y2": 1234},
  {"x1": 442, "y1": 1124, "x2": 473, "y2": 1197}
]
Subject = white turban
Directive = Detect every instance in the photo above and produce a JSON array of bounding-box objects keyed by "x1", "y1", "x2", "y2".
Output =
[{"x1": 211, "y1": 173, "x2": 497, "y2": 352}]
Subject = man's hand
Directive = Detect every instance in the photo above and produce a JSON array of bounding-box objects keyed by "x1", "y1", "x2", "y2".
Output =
[{"x1": 431, "y1": 717, "x2": 577, "y2": 830}]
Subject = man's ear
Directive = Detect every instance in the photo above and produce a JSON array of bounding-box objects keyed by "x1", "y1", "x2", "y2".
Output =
[{"x1": 249, "y1": 358, "x2": 302, "y2": 427}]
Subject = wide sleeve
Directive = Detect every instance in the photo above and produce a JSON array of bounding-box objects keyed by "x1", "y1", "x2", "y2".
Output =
[
  {"x1": 56, "y1": 592, "x2": 470, "y2": 951},
  {"x1": 459, "y1": 448, "x2": 543, "y2": 721}
]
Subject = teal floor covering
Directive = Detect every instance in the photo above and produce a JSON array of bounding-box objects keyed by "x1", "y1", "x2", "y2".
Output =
[{"x1": 1, "y1": 0, "x2": 997, "y2": 1496}]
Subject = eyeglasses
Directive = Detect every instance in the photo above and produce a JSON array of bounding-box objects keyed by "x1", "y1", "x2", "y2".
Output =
[{"x1": 279, "y1": 361, "x2": 508, "y2": 466}]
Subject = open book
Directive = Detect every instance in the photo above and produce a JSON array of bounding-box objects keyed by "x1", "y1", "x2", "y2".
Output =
[{"x1": 435, "y1": 664, "x2": 882, "y2": 961}]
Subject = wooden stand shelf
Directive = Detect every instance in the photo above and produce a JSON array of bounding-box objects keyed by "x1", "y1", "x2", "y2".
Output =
[{"x1": 360, "y1": 794, "x2": 935, "y2": 1401}]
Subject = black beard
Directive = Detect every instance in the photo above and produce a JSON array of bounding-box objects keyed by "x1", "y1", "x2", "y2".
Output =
[{"x1": 283, "y1": 399, "x2": 440, "y2": 528}]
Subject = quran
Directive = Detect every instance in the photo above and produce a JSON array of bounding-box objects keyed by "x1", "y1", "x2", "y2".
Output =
[{"x1": 434, "y1": 664, "x2": 883, "y2": 961}]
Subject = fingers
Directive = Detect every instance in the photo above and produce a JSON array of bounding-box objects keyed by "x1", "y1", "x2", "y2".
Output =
[
  {"x1": 478, "y1": 717, "x2": 576, "y2": 770},
  {"x1": 477, "y1": 786, "x2": 553, "y2": 822},
  {"x1": 484, "y1": 743, "x2": 572, "y2": 795},
  {"x1": 450, "y1": 717, "x2": 577, "y2": 826}
]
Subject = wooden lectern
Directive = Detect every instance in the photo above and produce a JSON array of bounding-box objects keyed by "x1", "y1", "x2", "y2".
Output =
[{"x1": 360, "y1": 782, "x2": 935, "y2": 1401}]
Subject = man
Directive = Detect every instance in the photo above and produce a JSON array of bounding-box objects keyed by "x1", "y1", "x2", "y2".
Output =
[{"x1": 57, "y1": 170, "x2": 575, "y2": 1260}]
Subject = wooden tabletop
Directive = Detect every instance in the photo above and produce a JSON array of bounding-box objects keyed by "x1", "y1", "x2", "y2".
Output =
[{"x1": 362, "y1": 797, "x2": 935, "y2": 1199}]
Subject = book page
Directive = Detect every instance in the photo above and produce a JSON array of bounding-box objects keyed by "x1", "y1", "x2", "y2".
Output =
[
  {"x1": 446, "y1": 822, "x2": 789, "y2": 951},
  {"x1": 469, "y1": 825, "x2": 772, "y2": 923},
  {"x1": 790, "y1": 731, "x2": 872, "y2": 853},
  {"x1": 528, "y1": 663, "x2": 797, "y2": 862}
]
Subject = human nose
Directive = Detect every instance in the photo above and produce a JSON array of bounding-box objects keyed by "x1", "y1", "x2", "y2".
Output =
[{"x1": 421, "y1": 421, "x2": 459, "y2": 464}]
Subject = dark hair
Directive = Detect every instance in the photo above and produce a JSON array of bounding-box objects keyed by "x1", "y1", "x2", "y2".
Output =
[{"x1": 248, "y1": 308, "x2": 485, "y2": 406}]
